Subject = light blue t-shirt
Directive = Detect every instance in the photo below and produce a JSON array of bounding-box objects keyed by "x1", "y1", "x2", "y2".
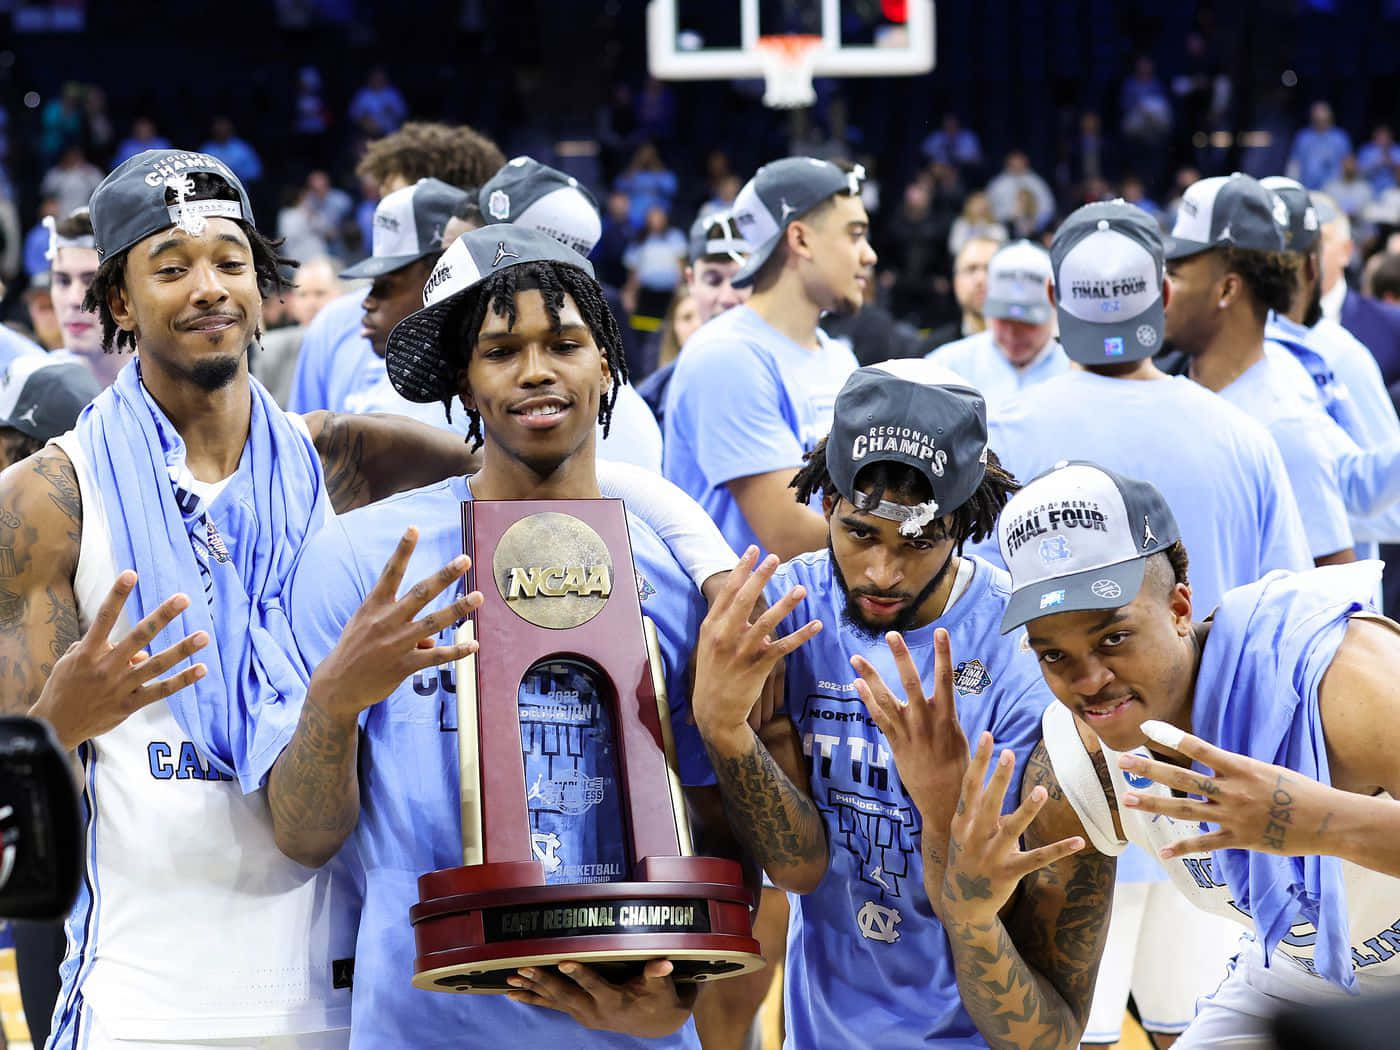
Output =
[
  {"x1": 765, "y1": 552, "x2": 1051, "y2": 1050},
  {"x1": 0, "y1": 324, "x2": 43, "y2": 370},
  {"x1": 662, "y1": 305, "x2": 856, "y2": 557},
  {"x1": 286, "y1": 290, "x2": 383, "y2": 414},
  {"x1": 926, "y1": 330, "x2": 1070, "y2": 416},
  {"x1": 1216, "y1": 357, "x2": 1354, "y2": 561},
  {"x1": 286, "y1": 476, "x2": 711, "y2": 1050}
]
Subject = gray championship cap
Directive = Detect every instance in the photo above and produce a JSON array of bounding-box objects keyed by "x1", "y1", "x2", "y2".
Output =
[
  {"x1": 480, "y1": 156, "x2": 602, "y2": 257},
  {"x1": 341, "y1": 178, "x2": 472, "y2": 280},
  {"x1": 385, "y1": 225, "x2": 596, "y2": 404},
  {"x1": 998, "y1": 461, "x2": 1181, "y2": 633},
  {"x1": 1051, "y1": 200, "x2": 1165, "y2": 365},
  {"x1": 983, "y1": 240, "x2": 1054, "y2": 325},
  {"x1": 0, "y1": 355, "x2": 101, "y2": 443},
  {"x1": 729, "y1": 157, "x2": 864, "y2": 289},
  {"x1": 1260, "y1": 176, "x2": 1322, "y2": 253},
  {"x1": 1163, "y1": 172, "x2": 1287, "y2": 261},
  {"x1": 687, "y1": 209, "x2": 751, "y2": 264},
  {"x1": 826, "y1": 366, "x2": 988, "y2": 535},
  {"x1": 89, "y1": 149, "x2": 254, "y2": 262}
]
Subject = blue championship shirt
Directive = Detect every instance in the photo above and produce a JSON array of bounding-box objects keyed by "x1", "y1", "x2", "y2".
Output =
[
  {"x1": 287, "y1": 475, "x2": 711, "y2": 1049},
  {"x1": 765, "y1": 551, "x2": 1053, "y2": 1049}
]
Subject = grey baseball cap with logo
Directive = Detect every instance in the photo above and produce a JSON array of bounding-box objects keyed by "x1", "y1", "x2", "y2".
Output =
[
  {"x1": 1051, "y1": 200, "x2": 1165, "y2": 365},
  {"x1": 826, "y1": 367, "x2": 988, "y2": 536},
  {"x1": 341, "y1": 178, "x2": 472, "y2": 279},
  {"x1": 984, "y1": 240, "x2": 1054, "y2": 325},
  {"x1": 729, "y1": 157, "x2": 865, "y2": 289},
  {"x1": 479, "y1": 156, "x2": 602, "y2": 257},
  {"x1": 1260, "y1": 176, "x2": 1321, "y2": 253},
  {"x1": 0, "y1": 355, "x2": 101, "y2": 443},
  {"x1": 998, "y1": 461, "x2": 1181, "y2": 633},
  {"x1": 1163, "y1": 172, "x2": 1287, "y2": 261},
  {"x1": 89, "y1": 149, "x2": 254, "y2": 262},
  {"x1": 687, "y1": 209, "x2": 751, "y2": 264},
  {"x1": 386, "y1": 225, "x2": 596, "y2": 404}
]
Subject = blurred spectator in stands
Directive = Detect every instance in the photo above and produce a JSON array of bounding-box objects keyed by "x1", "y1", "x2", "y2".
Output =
[
  {"x1": 0, "y1": 180, "x2": 19, "y2": 283},
  {"x1": 597, "y1": 83, "x2": 640, "y2": 178},
  {"x1": 920, "y1": 113, "x2": 983, "y2": 182},
  {"x1": 615, "y1": 142, "x2": 678, "y2": 230},
  {"x1": 880, "y1": 178, "x2": 947, "y2": 327},
  {"x1": 1163, "y1": 165, "x2": 1201, "y2": 229},
  {"x1": 704, "y1": 174, "x2": 741, "y2": 217},
  {"x1": 290, "y1": 256, "x2": 342, "y2": 328},
  {"x1": 1358, "y1": 125, "x2": 1400, "y2": 194},
  {"x1": 1010, "y1": 185, "x2": 1051, "y2": 240},
  {"x1": 1061, "y1": 111, "x2": 1106, "y2": 196},
  {"x1": 927, "y1": 161, "x2": 965, "y2": 213},
  {"x1": 277, "y1": 184, "x2": 331, "y2": 261},
  {"x1": 1120, "y1": 56, "x2": 1172, "y2": 193},
  {"x1": 350, "y1": 67, "x2": 408, "y2": 137},
  {"x1": 1120, "y1": 174, "x2": 1162, "y2": 221},
  {"x1": 22, "y1": 197, "x2": 60, "y2": 278},
  {"x1": 201, "y1": 117, "x2": 263, "y2": 185},
  {"x1": 39, "y1": 146, "x2": 101, "y2": 220},
  {"x1": 594, "y1": 190, "x2": 633, "y2": 289},
  {"x1": 22, "y1": 275, "x2": 62, "y2": 350},
  {"x1": 112, "y1": 116, "x2": 171, "y2": 166},
  {"x1": 653, "y1": 285, "x2": 701, "y2": 375},
  {"x1": 81, "y1": 86, "x2": 113, "y2": 164},
  {"x1": 622, "y1": 204, "x2": 687, "y2": 320},
  {"x1": 254, "y1": 256, "x2": 343, "y2": 407},
  {"x1": 948, "y1": 189, "x2": 1007, "y2": 257},
  {"x1": 304, "y1": 170, "x2": 353, "y2": 256},
  {"x1": 293, "y1": 66, "x2": 331, "y2": 167},
  {"x1": 987, "y1": 149, "x2": 1055, "y2": 228},
  {"x1": 1324, "y1": 154, "x2": 1374, "y2": 219},
  {"x1": 38, "y1": 83, "x2": 83, "y2": 167},
  {"x1": 1288, "y1": 101, "x2": 1352, "y2": 189},
  {"x1": 635, "y1": 77, "x2": 678, "y2": 145},
  {"x1": 927, "y1": 234, "x2": 1000, "y2": 349}
]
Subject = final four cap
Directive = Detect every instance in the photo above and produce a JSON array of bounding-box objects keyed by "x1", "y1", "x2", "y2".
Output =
[
  {"x1": 1051, "y1": 200, "x2": 1165, "y2": 365},
  {"x1": 89, "y1": 148, "x2": 254, "y2": 261},
  {"x1": 1260, "y1": 176, "x2": 1322, "y2": 253},
  {"x1": 826, "y1": 367, "x2": 988, "y2": 536},
  {"x1": 983, "y1": 240, "x2": 1053, "y2": 324},
  {"x1": 729, "y1": 156, "x2": 865, "y2": 289},
  {"x1": 998, "y1": 461, "x2": 1181, "y2": 633},
  {"x1": 687, "y1": 209, "x2": 751, "y2": 263},
  {"x1": 0, "y1": 355, "x2": 100, "y2": 443},
  {"x1": 1163, "y1": 172, "x2": 1287, "y2": 261},
  {"x1": 385, "y1": 225, "x2": 596, "y2": 403},
  {"x1": 340, "y1": 178, "x2": 472, "y2": 279},
  {"x1": 479, "y1": 156, "x2": 602, "y2": 257}
]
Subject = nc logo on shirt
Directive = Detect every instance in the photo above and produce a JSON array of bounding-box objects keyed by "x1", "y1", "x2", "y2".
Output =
[
  {"x1": 952, "y1": 659, "x2": 992, "y2": 696},
  {"x1": 1037, "y1": 536, "x2": 1072, "y2": 564},
  {"x1": 856, "y1": 900, "x2": 902, "y2": 944}
]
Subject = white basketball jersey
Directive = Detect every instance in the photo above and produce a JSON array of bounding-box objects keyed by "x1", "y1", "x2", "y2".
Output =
[
  {"x1": 1043, "y1": 702, "x2": 1400, "y2": 995},
  {"x1": 50, "y1": 430, "x2": 353, "y2": 1041}
]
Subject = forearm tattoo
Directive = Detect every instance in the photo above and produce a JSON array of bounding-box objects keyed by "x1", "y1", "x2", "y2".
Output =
[
  {"x1": 1263, "y1": 772, "x2": 1294, "y2": 850},
  {"x1": 268, "y1": 700, "x2": 360, "y2": 847},
  {"x1": 704, "y1": 733, "x2": 827, "y2": 876},
  {"x1": 315, "y1": 413, "x2": 370, "y2": 513}
]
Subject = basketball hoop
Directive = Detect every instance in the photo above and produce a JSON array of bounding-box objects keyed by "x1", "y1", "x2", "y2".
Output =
[{"x1": 756, "y1": 35, "x2": 822, "y2": 109}]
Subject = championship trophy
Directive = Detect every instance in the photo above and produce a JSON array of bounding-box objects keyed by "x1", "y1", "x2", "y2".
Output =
[{"x1": 411, "y1": 500, "x2": 764, "y2": 993}]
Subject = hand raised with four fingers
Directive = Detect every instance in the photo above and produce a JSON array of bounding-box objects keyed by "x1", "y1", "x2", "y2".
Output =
[
  {"x1": 692, "y1": 546, "x2": 822, "y2": 749},
  {"x1": 31, "y1": 570, "x2": 211, "y2": 750},
  {"x1": 310, "y1": 527, "x2": 483, "y2": 721},
  {"x1": 506, "y1": 960, "x2": 695, "y2": 1037},
  {"x1": 940, "y1": 732, "x2": 1086, "y2": 927},
  {"x1": 1117, "y1": 719, "x2": 1335, "y2": 862}
]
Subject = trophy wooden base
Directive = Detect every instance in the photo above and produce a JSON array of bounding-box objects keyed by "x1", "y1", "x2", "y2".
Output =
[{"x1": 411, "y1": 856, "x2": 764, "y2": 994}]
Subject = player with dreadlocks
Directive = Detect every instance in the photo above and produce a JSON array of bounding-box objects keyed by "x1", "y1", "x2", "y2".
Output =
[
  {"x1": 691, "y1": 365, "x2": 1114, "y2": 1050},
  {"x1": 267, "y1": 224, "x2": 748, "y2": 1049}
]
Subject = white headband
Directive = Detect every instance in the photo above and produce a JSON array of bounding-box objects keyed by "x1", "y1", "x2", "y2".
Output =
[{"x1": 43, "y1": 215, "x2": 96, "y2": 262}]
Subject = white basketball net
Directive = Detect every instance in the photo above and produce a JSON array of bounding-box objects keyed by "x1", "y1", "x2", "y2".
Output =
[{"x1": 757, "y1": 35, "x2": 821, "y2": 109}]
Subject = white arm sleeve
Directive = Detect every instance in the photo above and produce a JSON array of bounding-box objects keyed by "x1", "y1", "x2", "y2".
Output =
[{"x1": 597, "y1": 460, "x2": 738, "y2": 589}]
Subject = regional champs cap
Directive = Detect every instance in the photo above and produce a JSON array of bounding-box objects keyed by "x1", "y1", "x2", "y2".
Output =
[
  {"x1": 89, "y1": 149, "x2": 254, "y2": 261},
  {"x1": 1163, "y1": 172, "x2": 1287, "y2": 261},
  {"x1": 341, "y1": 178, "x2": 472, "y2": 280},
  {"x1": 479, "y1": 156, "x2": 602, "y2": 257},
  {"x1": 1260, "y1": 176, "x2": 1321, "y2": 253},
  {"x1": 0, "y1": 355, "x2": 100, "y2": 443},
  {"x1": 385, "y1": 225, "x2": 595, "y2": 403},
  {"x1": 826, "y1": 367, "x2": 988, "y2": 536},
  {"x1": 687, "y1": 209, "x2": 751, "y2": 264},
  {"x1": 998, "y1": 462, "x2": 1181, "y2": 632},
  {"x1": 729, "y1": 157, "x2": 864, "y2": 288},
  {"x1": 983, "y1": 240, "x2": 1053, "y2": 325},
  {"x1": 1051, "y1": 200, "x2": 1165, "y2": 365}
]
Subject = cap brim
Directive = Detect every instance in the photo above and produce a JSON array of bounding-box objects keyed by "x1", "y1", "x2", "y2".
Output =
[
  {"x1": 1162, "y1": 236, "x2": 1211, "y2": 261},
  {"x1": 385, "y1": 293, "x2": 466, "y2": 403},
  {"x1": 339, "y1": 251, "x2": 432, "y2": 280},
  {"x1": 1057, "y1": 299, "x2": 1164, "y2": 366},
  {"x1": 984, "y1": 298, "x2": 1052, "y2": 324},
  {"x1": 1000, "y1": 557, "x2": 1148, "y2": 634},
  {"x1": 729, "y1": 233, "x2": 781, "y2": 289}
]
